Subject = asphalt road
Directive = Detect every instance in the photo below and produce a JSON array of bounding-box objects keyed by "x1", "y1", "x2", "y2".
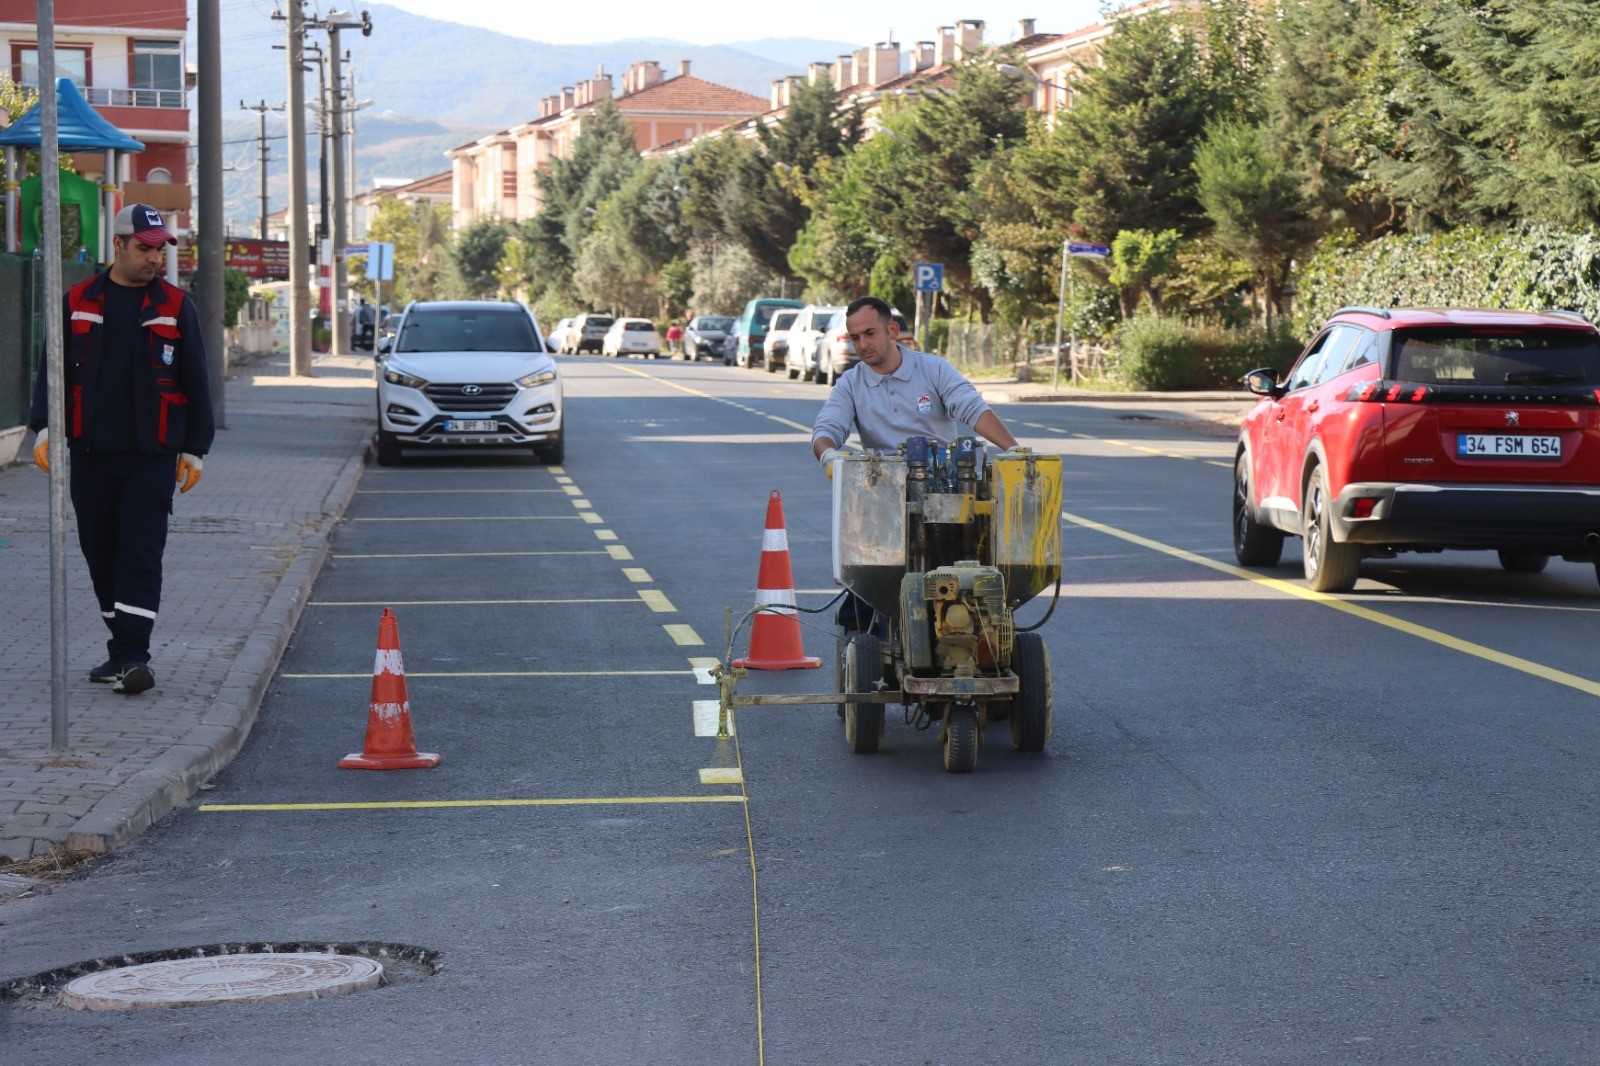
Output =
[{"x1": 5, "y1": 356, "x2": 1599, "y2": 1063}]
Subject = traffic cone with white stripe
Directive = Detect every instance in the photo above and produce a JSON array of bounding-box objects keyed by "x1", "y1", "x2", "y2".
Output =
[
  {"x1": 339, "y1": 608, "x2": 442, "y2": 769},
  {"x1": 734, "y1": 490, "x2": 821, "y2": 670}
]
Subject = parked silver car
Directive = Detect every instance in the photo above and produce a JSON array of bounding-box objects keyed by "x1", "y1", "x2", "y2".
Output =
[{"x1": 785, "y1": 304, "x2": 843, "y2": 381}]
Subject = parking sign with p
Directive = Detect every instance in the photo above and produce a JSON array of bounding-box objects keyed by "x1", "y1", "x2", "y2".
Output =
[{"x1": 914, "y1": 262, "x2": 943, "y2": 292}]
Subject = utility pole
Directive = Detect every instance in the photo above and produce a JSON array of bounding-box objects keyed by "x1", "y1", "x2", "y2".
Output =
[
  {"x1": 273, "y1": 1, "x2": 312, "y2": 376},
  {"x1": 196, "y1": 0, "x2": 226, "y2": 428},
  {"x1": 309, "y1": 9, "x2": 372, "y2": 360},
  {"x1": 239, "y1": 99, "x2": 284, "y2": 239}
]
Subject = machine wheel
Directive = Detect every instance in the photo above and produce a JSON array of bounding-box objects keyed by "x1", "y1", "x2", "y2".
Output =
[
  {"x1": 942, "y1": 704, "x2": 979, "y2": 773},
  {"x1": 1009, "y1": 632, "x2": 1052, "y2": 752},
  {"x1": 376, "y1": 428, "x2": 402, "y2": 466},
  {"x1": 1302, "y1": 465, "x2": 1360, "y2": 593},
  {"x1": 1498, "y1": 550, "x2": 1549, "y2": 574},
  {"x1": 1234, "y1": 453, "x2": 1284, "y2": 567},
  {"x1": 842, "y1": 634, "x2": 884, "y2": 754},
  {"x1": 825, "y1": 361, "x2": 837, "y2": 386},
  {"x1": 766, "y1": 354, "x2": 781, "y2": 373}
]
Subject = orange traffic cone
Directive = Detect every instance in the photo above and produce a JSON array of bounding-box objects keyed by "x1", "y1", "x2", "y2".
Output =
[
  {"x1": 733, "y1": 490, "x2": 821, "y2": 671},
  {"x1": 338, "y1": 608, "x2": 442, "y2": 770}
]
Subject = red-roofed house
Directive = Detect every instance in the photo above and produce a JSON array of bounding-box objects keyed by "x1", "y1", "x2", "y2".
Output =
[{"x1": 449, "y1": 60, "x2": 767, "y2": 227}]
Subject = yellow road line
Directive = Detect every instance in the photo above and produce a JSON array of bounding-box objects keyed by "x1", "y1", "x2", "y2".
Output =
[
  {"x1": 573, "y1": 499, "x2": 594, "y2": 510},
  {"x1": 282, "y1": 669, "x2": 692, "y2": 679},
  {"x1": 331, "y1": 550, "x2": 607, "y2": 560},
  {"x1": 1065, "y1": 510, "x2": 1600, "y2": 699},
  {"x1": 596, "y1": 529, "x2": 619, "y2": 542},
  {"x1": 731, "y1": 711, "x2": 766, "y2": 1065},
  {"x1": 623, "y1": 568, "x2": 652, "y2": 583},
  {"x1": 347, "y1": 515, "x2": 582, "y2": 523},
  {"x1": 307, "y1": 597, "x2": 639, "y2": 607},
  {"x1": 639, "y1": 589, "x2": 677, "y2": 613},
  {"x1": 581, "y1": 512, "x2": 604, "y2": 524},
  {"x1": 606, "y1": 544, "x2": 633, "y2": 560},
  {"x1": 356, "y1": 489, "x2": 563, "y2": 495},
  {"x1": 562, "y1": 485, "x2": 583, "y2": 496},
  {"x1": 614, "y1": 364, "x2": 812, "y2": 433},
  {"x1": 699, "y1": 767, "x2": 743, "y2": 785},
  {"x1": 548, "y1": 466, "x2": 566, "y2": 474},
  {"x1": 664, "y1": 624, "x2": 704, "y2": 646},
  {"x1": 554, "y1": 475, "x2": 573, "y2": 484},
  {"x1": 200, "y1": 796, "x2": 745, "y2": 812}
]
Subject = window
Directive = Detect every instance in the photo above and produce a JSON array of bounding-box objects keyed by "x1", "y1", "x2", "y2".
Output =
[
  {"x1": 395, "y1": 308, "x2": 540, "y2": 353},
  {"x1": 1392, "y1": 328, "x2": 1600, "y2": 386},
  {"x1": 1314, "y1": 327, "x2": 1362, "y2": 385},
  {"x1": 1288, "y1": 326, "x2": 1359, "y2": 391},
  {"x1": 132, "y1": 40, "x2": 182, "y2": 92},
  {"x1": 15, "y1": 45, "x2": 89, "y2": 86}
]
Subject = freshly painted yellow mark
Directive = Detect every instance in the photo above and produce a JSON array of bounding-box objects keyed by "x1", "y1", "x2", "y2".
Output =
[
  {"x1": 664, "y1": 624, "x2": 704, "y2": 646},
  {"x1": 573, "y1": 499, "x2": 594, "y2": 510},
  {"x1": 699, "y1": 767, "x2": 744, "y2": 785},
  {"x1": 307, "y1": 597, "x2": 638, "y2": 607},
  {"x1": 554, "y1": 475, "x2": 573, "y2": 484},
  {"x1": 282, "y1": 669, "x2": 692, "y2": 679},
  {"x1": 1065, "y1": 510, "x2": 1600, "y2": 700},
  {"x1": 356, "y1": 488, "x2": 562, "y2": 495},
  {"x1": 200, "y1": 796, "x2": 745, "y2": 812},
  {"x1": 614, "y1": 364, "x2": 811, "y2": 433},
  {"x1": 693, "y1": 699, "x2": 732, "y2": 736},
  {"x1": 730, "y1": 713, "x2": 767, "y2": 1065},
  {"x1": 348, "y1": 515, "x2": 581, "y2": 523},
  {"x1": 562, "y1": 485, "x2": 583, "y2": 496},
  {"x1": 596, "y1": 529, "x2": 619, "y2": 542},
  {"x1": 332, "y1": 550, "x2": 606, "y2": 560},
  {"x1": 548, "y1": 466, "x2": 566, "y2": 475},
  {"x1": 622, "y1": 567, "x2": 652, "y2": 583},
  {"x1": 606, "y1": 544, "x2": 633, "y2": 560},
  {"x1": 580, "y1": 512, "x2": 604, "y2": 525},
  {"x1": 639, "y1": 589, "x2": 676, "y2": 613}
]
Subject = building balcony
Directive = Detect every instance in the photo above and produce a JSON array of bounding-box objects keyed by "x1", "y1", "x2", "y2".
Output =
[{"x1": 83, "y1": 86, "x2": 186, "y2": 109}]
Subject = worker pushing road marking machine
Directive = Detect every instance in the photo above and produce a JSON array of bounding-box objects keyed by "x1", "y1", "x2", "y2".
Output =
[{"x1": 717, "y1": 436, "x2": 1063, "y2": 773}]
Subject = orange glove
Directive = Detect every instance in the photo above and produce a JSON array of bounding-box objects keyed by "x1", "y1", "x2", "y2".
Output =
[
  {"x1": 176, "y1": 453, "x2": 203, "y2": 493},
  {"x1": 32, "y1": 428, "x2": 49, "y2": 473}
]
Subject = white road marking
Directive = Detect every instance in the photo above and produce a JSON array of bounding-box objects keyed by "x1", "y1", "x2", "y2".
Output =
[
  {"x1": 699, "y1": 767, "x2": 743, "y2": 785},
  {"x1": 623, "y1": 568, "x2": 652, "y2": 583},
  {"x1": 693, "y1": 699, "x2": 732, "y2": 736},
  {"x1": 664, "y1": 624, "x2": 703, "y2": 646}
]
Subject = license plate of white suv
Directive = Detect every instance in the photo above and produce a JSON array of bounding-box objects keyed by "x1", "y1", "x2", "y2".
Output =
[
  {"x1": 1456, "y1": 433, "x2": 1561, "y2": 458},
  {"x1": 444, "y1": 419, "x2": 497, "y2": 432}
]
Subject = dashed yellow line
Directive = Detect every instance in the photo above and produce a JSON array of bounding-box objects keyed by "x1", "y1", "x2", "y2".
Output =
[
  {"x1": 639, "y1": 589, "x2": 677, "y2": 613},
  {"x1": 356, "y1": 488, "x2": 563, "y2": 495},
  {"x1": 596, "y1": 529, "x2": 618, "y2": 542},
  {"x1": 664, "y1": 624, "x2": 704, "y2": 646},
  {"x1": 699, "y1": 767, "x2": 743, "y2": 785},
  {"x1": 200, "y1": 796, "x2": 745, "y2": 812},
  {"x1": 623, "y1": 568, "x2": 652, "y2": 583},
  {"x1": 580, "y1": 512, "x2": 604, "y2": 524},
  {"x1": 307, "y1": 597, "x2": 639, "y2": 607},
  {"x1": 561, "y1": 485, "x2": 583, "y2": 496},
  {"x1": 606, "y1": 544, "x2": 633, "y2": 560},
  {"x1": 1065, "y1": 510, "x2": 1600, "y2": 699},
  {"x1": 347, "y1": 515, "x2": 583, "y2": 523}
]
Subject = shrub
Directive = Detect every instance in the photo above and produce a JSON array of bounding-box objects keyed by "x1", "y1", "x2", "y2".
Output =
[
  {"x1": 1113, "y1": 315, "x2": 1304, "y2": 390},
  {"x1": 1114, "y1": 315, "x2": 1205, "y2": 389}
]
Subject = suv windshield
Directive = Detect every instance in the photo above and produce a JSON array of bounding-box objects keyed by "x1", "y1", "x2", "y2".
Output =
[
  {"x1": 695, "y1": 317, "x2": 732, "y2": 331},
  {"x1": 1392, "y1": 328, "x2": 1600, "y2": 386},
  {"x1": 396, "y1": 307, "x2": 542, "y2": 353}
]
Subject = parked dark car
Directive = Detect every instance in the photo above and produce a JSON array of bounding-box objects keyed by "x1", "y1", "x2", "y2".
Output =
[{"x1": 684, "y1": 314, "x2": 735, "y2": 363}]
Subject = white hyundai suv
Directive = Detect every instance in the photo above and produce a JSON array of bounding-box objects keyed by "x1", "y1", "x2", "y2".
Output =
[{"x1": 375, "y1": 301, "x2": 563, "y2": 465}]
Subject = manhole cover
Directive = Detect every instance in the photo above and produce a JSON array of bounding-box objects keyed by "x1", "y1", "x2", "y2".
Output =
[{"x1": 60, "y1": 952, "x2": 382, "y2": 1010}]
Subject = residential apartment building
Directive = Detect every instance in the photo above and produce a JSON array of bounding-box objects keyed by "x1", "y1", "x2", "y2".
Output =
[
  {"x1": 448, "y1": 60, "x2": 766, "y2": 227},
  {"x1": 0, "y1": 0, "x2": 191, "y2": 217},
  {"x1": 354, "y1": 170, "x2": 452, "y2": 241}
]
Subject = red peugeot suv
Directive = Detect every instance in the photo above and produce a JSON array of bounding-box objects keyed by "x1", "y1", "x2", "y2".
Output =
[{"x1": 1233, "y1": 306, "x2": 1600, "y2": 592}]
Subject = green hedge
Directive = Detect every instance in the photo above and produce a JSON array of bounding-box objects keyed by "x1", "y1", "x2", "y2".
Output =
[
  {"x1": 1294, "y1": 227, "x2": 1600, "y2": 335},
  {"x1": 1112, "y1": 315, "x2": 1303, "y2": 390}
]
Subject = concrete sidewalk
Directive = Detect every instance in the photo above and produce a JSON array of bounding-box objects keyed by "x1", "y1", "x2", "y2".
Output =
[
  {"x1": 0, "y1": 351, "x2": 374, "y2": 863},
  {"x1": 977, "y1": 378, "x2": 1255, "y2": 437}
]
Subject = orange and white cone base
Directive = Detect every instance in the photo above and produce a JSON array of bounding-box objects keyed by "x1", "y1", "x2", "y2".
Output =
[
  {"x1": 734, "y1": 489, "x2": 821, "y2": 670},
  {"x1": 339, "y1": 608, "x2": 442, "y2": 770}
]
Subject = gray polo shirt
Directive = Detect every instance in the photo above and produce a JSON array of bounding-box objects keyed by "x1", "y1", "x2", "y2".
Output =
[{"x1": 812, "y1": 345, "x2": 992, "y2": 452}]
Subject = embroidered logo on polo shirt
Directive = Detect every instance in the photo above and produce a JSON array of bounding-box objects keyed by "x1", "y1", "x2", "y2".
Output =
[{"x1": 917, "y1": 394, "x2": 933, "y2": 415}]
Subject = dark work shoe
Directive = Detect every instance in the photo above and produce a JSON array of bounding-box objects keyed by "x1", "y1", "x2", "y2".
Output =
[
  {"x1": 88, "y1": 659, "x2": 123, "y2": 683},
  {"x1": 114, "y1": 664, "x2": 155, "y2": 695}
]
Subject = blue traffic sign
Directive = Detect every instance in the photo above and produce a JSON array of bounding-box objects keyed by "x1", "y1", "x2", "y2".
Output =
[
  {"x1": 1067, "y1": 242, "x2": 1111, "y2": 259},
  {"x1": 913, "y1": 262, "x2": 944, "y2": 292}
]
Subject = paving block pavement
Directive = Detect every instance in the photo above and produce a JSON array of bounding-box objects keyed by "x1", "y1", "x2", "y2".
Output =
[{"x1": 0, "y1": 351, "x2": 374, "y2": 862}]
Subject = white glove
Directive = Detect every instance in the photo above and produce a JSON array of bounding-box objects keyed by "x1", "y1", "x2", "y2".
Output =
[
  {"x1": 32, "y1": 427, "x2": 49, "y2": 472},
  {"x1": 819, "y1": 445, "x2": 858, "y2": 481}
]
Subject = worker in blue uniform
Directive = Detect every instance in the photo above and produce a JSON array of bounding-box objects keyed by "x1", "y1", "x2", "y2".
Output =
[{"x1": 28, "y1": 204, "x2": 215, "y2": 695}]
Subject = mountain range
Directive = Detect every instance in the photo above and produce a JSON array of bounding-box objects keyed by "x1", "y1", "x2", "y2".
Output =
[{"x1": 219, "y1": 2, "x2": 857, "y2": 232}]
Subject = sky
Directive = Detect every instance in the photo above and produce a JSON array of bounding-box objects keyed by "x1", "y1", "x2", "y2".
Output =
[{"x1": 362, "y1": 0, "x2": 1113, "y2": 47}]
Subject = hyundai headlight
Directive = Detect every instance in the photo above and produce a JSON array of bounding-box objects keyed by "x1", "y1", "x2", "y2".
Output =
[
  {"x1": 383, "y1": 368, "x2": 428, "y2": 389},
  {"x1": 516, "y1": 368, "x2": 557, "y2": 388}
]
